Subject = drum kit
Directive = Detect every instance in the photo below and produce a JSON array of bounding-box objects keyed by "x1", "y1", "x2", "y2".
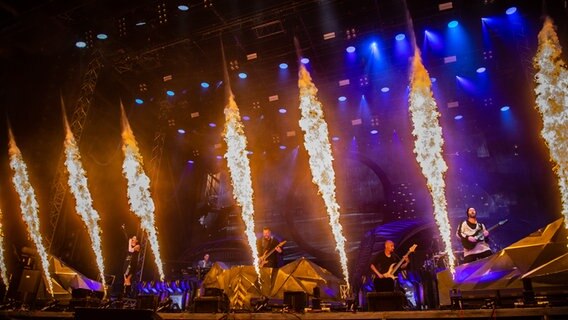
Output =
[{"x1": 422, "y1": 251, "x2": 464, "y2": 271}]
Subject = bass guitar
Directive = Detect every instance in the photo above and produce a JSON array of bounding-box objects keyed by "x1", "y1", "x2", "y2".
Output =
[
  {"x1": 462, "y1": 219, "x2": 508, "y2": 250},
  {"x1": 259, "y1": 240, "x2": 286, "y2": 267},
  {"x1": 383, "y1": 244, "x2": 417, "y2": 280}
]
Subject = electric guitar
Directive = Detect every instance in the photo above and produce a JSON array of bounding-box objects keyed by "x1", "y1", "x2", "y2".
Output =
[
  {"x1": 259, "y1": 240, "x2": 286, "y2": 267},
  {"x1": 383, "y1": 244, "x2": 417, "y2": 280},
  {"x1": 461, "y1": 219, "x2": 508, "y2": 250}
]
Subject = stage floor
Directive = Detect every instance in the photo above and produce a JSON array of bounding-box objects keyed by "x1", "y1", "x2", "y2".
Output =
[{"x1": 2, "y1": 307, "x2": 568, "y2": 320}]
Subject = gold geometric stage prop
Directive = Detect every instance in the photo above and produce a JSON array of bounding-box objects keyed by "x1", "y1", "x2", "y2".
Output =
[
  {"x1": 437, "y1": 218, "x2": 568, "y2": 306},
  {"x1": 35, "y1": 256, "x2": 104, "y2": 299},
  {"x1": 201, "y1": 258, "x2": 346, "y2": 309}
]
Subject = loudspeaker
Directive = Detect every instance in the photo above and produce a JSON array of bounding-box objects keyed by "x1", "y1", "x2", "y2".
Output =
[
  {"x1": 75, "y1": 308, "x2": 162, "y2": 320},
  {"x1": 367, "y1": 291, "x2": 405, "y2": 311},
  {"x1": 284, "y1": 291, "x2": 307, "y2": 312},
  {"x1": 137, "y1": 294, "x2": 159, "y2": 310},
  {"x1": 194, "y1": 296, "x2": 227, "y2": 313},
  {"x1": 17, "y1": 269, "x2": 41, "y2": 294},
  {"x1": 203, "y1": 287, "x2": 224, "y2": 296}
]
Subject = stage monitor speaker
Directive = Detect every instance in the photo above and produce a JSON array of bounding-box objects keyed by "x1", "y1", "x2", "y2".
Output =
[
  {"x1": 75, "y1": 308, "x2": 162, "y2": 320},
  {"x1": 136, "y1": 294, "x2": 159, "y2": 310},
  {"x1": 17, "y1": 269, "x2": 41, "y2": 294},
  {"x1": 194, "y1": 296, "x2": 227, "y2": 313},
  {"x1": 203, "y1": 287, "x2": 224, "y2": 297},
  {"x1": 284, "y1": 291, "x2": 307, "y2": 312},
  {"x1": 367, "y1": 291, "x2": 405, "y2": 311}
]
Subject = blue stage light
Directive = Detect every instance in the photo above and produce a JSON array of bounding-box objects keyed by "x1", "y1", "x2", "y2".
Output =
[
  {"x1": 448, "y1": 20, "x2": 459, "y2": 28},
  {"x1": 279, "y1": 63, "x2": 288, "y2": 70},
  {"x1": 505, "y1": 7, "x2": 517, "y2": 15},
  {"x1": 135, "y1": 21, "x2": 146, "y2": 26},
  {"x1": 381, "y1": 87, "x2": 390, "y2": 93},
  {"x1": 178, "y1": 5, "x2": 189, "y2": 11},
  {"x1": 216, "y1": 155, "x2": 222, "y2": 160},
  {"x1": 177, "y1": 129, "x2": 186, "y2": 134},
  {"x1": 96, "y1": 33, "x2": 108, "y2": 40},
  {"x1": 331, "y1": 136, "x2": 340, "y2": 141},
  {"x1": 395, "y1": 33, "x2": 405, "y2": 41},
  {"x1": 75, "y1": 41, "x2": 87, "y2": 48},
  {"x1": 135, "y1": 98, "x2": 144, "y2": 105},
  {"x1": 338, "y1": 96, "x2": 347, "y2": 102},
  {"x1": 346, "y1": 46, "x2": 356, "y2": 53},
  {"x1": 238, "y1": 72, "x2": 247, "y2": 79},
  {"x1": 279, "y1": 145, "x2": 286, "y2": 150},
  {"x1": 300, "y1": 57, "x2": 310, "y2": 64},
  {"x1": 370, "y1": 129, "x2": 378, "y2": 135},
  {"x1": 209, "y1": 122, "x2": 216, "y2": 128},
  {"x1": 431, "y1": 77, "x2": 437, "y2": 83},
  {"x1": 187, "y1": 160, "x2": 194, "y2": 164},
  {"x1": 242, "y1": 115, "x2": 250, "y2": 121},
  {"x1": 278, "y1": 108, "x2": 287, "y2": 114},
  {"x1": 166, "y1": 90, "x2": 175, "y2": 96},
  {"x1": 370, "y1": 42, "x2": 378, "y2": 49},
  {"x1": 454, "y1": 115, "x2": 463, "y2": 120},
  {"x1": 500, "y1": 105, "x2": 510, "y2": 112},
  {"x1": 201, "y1": 82, "x2": 210, "y2": 88},
  {"x1": 476, "y1": 67, "x2": 486, "y2": 73}
]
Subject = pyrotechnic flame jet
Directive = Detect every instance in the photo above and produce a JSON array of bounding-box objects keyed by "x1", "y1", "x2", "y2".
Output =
[
  {"x1": 0, "y1": 209, "x2": 9, "y2": 289},
  {"x1": 8, "y1": 128, "x2": 54, "y2": 295},
  {"x1": 534, "y1": 18, "x2": 568, "y2": 229},
  {"x1": 220, "y1": 42, "x2": 261, "y2": 278},
  {"x1": 62, "y1": 104, "x2": 107, "y2": 295},
  {"x1": 295, "y1": 38, "x2": 350, "y2": 287},
  {"x1": 120, "y1": 105, "x2": 165, "y2": 281},
  {"x1": 408, "y1": 49, "x2": 455, "y2": 274}
]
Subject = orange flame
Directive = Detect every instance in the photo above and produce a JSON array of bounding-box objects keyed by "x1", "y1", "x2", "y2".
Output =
[
  {"x1": 0, "y1": 209, "x2": 9, "y2": 289},
  {"x1": 298, "y1": 65, "x2": 350, "y2": 286},
  {"x1": 223, "y1": 91, "x2": 260, "y2": 277},
  {"x1": 120, "y1": 106, "x2": 165, "y2": 281},
  {"x1": 408, "y1": 49, "x2": 455, "y2": 274},
  {"x1": 534, "y1": 18, "x2": 568, "y2": 227},
  {"x1": 8, "y1": 129, "x2": 54, "y2": 295},
  {"x1": 63, "y1": 116, "x2": 107, "y2": 294}
]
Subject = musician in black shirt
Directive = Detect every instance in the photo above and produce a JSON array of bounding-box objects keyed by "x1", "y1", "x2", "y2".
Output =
[
  {"x1": 256, "y1": 227, "x2": 282, "y2": 268},
  {"x1": 370, "y1": 240, "x2": 408, "y2": 292}
]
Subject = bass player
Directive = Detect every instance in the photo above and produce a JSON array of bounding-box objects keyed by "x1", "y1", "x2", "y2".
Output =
[
  {"x1": 370, "y1": 240, "x2": 410, "y2": 292},
  {"x1": 257, "y1": 227, "x2": 283, "y2": 268}
]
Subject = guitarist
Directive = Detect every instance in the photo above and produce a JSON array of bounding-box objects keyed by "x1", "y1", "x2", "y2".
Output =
[
  {"x1": 456, "y1": 207, "x2": 492, "y2": 263},
  {"x1": 256, "y1": 227, "x2": 283, "y2": 268},
  {"x1": 370, "y1": 240, "x2": 409, "y2": 292}
]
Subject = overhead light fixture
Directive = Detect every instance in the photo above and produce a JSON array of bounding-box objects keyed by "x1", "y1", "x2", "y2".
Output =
[
  {"x1": 323, "y1": 32, "x2": 336, "y2": 40},
  {"x1": 448, "y1": 20, "x2": 459, "y2": 28},
  {"x1": 438, "y1": 2, "x2": 453, "y2": 11}
]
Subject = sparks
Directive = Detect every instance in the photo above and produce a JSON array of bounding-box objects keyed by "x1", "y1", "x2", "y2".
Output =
[
  {"x1": 120, "y1": 106, "x2": 165, "y2": 281},
  {"x1": 297, "y1": 65, "x2": 349, "y2": 286},
  {"x1": 534, "y1": 18, "x2": 568, "y2": 228},
  {"x1": 0, "y1": 209, "x2": 9, "y2": 289},
  {"x1": 408, "y1": 49, "x2": 455, "y2": 274},
  {"x1": 63, "y1": 116, "x2": 107, "y2": 294},
  {"x1": 223, "y1": 91, "x2": 260, "y2": 277},
  {"x1": 8, "y1": 129, "x2": 54, "y2": 295}
]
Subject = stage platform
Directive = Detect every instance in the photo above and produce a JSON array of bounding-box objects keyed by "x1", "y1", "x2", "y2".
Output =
[{"x1": 2, "y1": 307, "x2": 568, "y2": 320}]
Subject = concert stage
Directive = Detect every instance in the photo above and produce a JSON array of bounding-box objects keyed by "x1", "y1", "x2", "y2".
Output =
[{"x1": 2, "y1": 307, "x2": 568, "y2": 320}]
